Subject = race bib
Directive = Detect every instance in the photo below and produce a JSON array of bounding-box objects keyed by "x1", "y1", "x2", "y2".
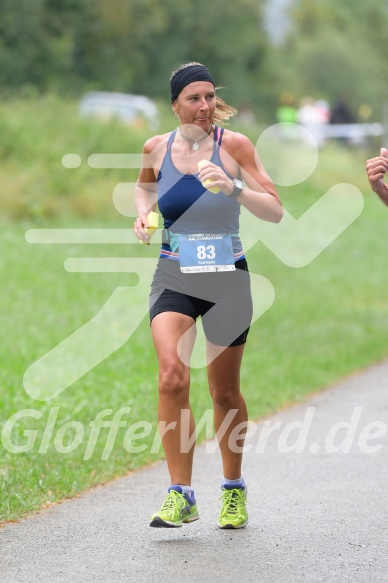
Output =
[{"x1": 178, "y1": 233, "x2": 235, "y2": 273}]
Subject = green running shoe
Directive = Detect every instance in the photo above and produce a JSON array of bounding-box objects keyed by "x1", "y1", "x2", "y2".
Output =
[
  {"x1": 150, "y1": 486, "x2": 199, "y2": 528},
  {"x1": 217, "y1": 484, "x2": 248, "y2": 529}
]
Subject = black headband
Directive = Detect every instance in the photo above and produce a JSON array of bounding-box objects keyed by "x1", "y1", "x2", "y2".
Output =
[{"x1": 170, "y1": 64, "x2": 215, "y2": 103}]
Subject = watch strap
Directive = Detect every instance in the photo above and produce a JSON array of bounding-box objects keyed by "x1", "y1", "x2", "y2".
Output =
[{"x1": 230, "y1": 178, "x2": 243, "y2": 199}]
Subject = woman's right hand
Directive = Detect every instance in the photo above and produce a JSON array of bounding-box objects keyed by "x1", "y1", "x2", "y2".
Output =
[{"x1": 133, "y1": 213, "x2": 151, "y2": 243}]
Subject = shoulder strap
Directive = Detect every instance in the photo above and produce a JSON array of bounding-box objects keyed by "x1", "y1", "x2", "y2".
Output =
[
  {"x1": 218, "y1": 127, "x2": 224, "y2": 146},
  {"x1": 167, "y1": 129, "x2": 177, "y2": 150},
  {"x1": 213, "y1": 125, "x2": 218, "y2": 143}
]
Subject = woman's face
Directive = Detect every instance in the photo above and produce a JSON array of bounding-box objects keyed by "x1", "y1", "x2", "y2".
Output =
[{"x1": 172, "y1": 81, "x2": 216, "y2": 130}]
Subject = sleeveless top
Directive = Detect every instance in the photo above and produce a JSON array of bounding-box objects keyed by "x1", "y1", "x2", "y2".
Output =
[{"x1": 156, "y1": 125, "x2": 244, "y2": 261}]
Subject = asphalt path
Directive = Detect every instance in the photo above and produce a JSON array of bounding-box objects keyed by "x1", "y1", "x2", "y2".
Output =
[{"x1": 1, "y1": 361, "x2": 388, "y2": 582}]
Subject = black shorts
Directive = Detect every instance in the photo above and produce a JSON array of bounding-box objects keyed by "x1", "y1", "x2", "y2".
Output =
[{"x1": 149, "y1": 258, "x2": 253, "y2": 347}]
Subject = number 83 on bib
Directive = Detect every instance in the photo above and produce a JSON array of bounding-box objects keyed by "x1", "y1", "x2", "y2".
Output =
[{"x1": 178, "y1": 234, "x2": 236, "y2": 273}]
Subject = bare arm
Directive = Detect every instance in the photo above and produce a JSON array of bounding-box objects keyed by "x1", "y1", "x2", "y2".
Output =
[
  {"x1": 133, "y1": 137, "x2": 159, "y2": 243},
  {"x1": 235, "y1": 134, "x2": 283, "y2": 222},
  {"x1": 366, "y1": 147, "x2": 388, "y2": 207}
]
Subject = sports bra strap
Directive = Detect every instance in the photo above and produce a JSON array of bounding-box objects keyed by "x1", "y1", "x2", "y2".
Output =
[
  {"x1": 166, "y1": 129, "x2": 177, "y2": 149},
  {"x1": 217, "y1": 126, "x2": 224, "y2": 146},
  {"x1": 213, "y1": 125, "x2": 224, "y2": 146}
]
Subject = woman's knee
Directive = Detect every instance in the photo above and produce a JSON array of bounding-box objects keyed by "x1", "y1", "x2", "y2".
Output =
[
  {"x1": 210, "y1": 382, "x2": 240, "y2": 408},
  {"x1": 158, "y1": 362, "x2": 189, "y2": 401}
]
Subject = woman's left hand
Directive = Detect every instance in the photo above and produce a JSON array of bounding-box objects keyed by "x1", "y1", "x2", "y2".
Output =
[{"x1": 198, "y1": 161, "x2": 234, "y2": 195}]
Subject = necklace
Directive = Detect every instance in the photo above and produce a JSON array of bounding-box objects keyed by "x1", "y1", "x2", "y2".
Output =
[{"x1": 179, "y1": 125, "x2": 212, "y2": 151}]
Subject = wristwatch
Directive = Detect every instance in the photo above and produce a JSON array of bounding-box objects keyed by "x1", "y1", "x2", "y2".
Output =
[{"x1": 230, "y1": 178, "x2": 243, "y2": 198}]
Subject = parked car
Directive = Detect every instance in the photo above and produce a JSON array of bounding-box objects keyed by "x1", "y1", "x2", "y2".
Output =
[{"x1": 79, "y1": 91, "x2": 159, "y2": 130}]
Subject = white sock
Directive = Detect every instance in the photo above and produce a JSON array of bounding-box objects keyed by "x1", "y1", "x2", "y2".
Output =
[
  {"x1": 180, "y1": 485, "x2": 194, "y2": 498},
  {"x1": 171, "y1": 484, "x2": 194, "y2": 498}
]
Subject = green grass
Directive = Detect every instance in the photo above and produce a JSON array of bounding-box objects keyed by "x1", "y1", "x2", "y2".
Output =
[
  {"x1": 1, "y1": 95, "x2": 387, "y2": 522},
  {"x1": 0, "y1": 93, "x2": 174, "y2": 220}
]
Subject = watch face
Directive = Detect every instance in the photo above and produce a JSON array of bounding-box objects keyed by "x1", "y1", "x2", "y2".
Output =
[{"x1": 234, "y1": 179, "x2": 243, "y2": 189}]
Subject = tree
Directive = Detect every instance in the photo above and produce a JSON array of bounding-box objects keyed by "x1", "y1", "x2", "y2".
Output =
[
  {"x1": 0, "y1": 0, "x2": 269, "y2": 111},
  {"x1": 272, "y1": 0, "x2": 388, "y2": 119}
]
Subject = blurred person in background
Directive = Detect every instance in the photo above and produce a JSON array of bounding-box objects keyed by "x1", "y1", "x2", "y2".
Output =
[
  {"x1": 297, "y1": 96, "x2": 326, "y2": 147},
  {"x1": 275, "y1": 92, "x2": 297, "y2": 124},
  {"x1": 330, "y1": 94, "x2": 356, "y2": 125},
  {"x1": 315, "y1": 99, "x2": 330, "y2": 125}
]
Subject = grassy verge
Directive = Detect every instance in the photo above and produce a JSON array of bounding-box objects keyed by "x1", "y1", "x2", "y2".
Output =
[{"x1": 1, "y1": 97, "x2": 387, "y2": 522}]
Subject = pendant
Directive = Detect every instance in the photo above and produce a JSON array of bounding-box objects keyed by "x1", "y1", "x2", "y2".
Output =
[{"x1": 193, "y1": 142, "x2": 199, "y2": 151}]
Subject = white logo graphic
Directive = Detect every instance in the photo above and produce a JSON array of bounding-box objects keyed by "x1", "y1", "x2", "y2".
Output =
[{"x1": 23, "y1": 124, "x2": 363, "y2": 401}]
